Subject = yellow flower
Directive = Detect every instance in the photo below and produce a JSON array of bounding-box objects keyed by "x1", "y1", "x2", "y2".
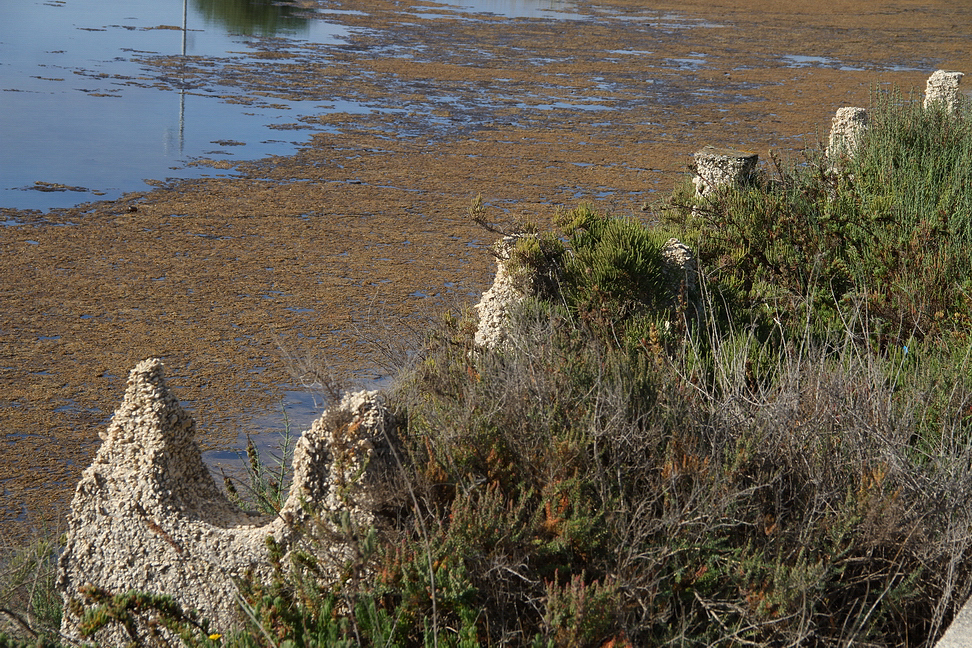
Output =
[{"x1": 208, "y1": 633, "x2": 222, "y2": 641}]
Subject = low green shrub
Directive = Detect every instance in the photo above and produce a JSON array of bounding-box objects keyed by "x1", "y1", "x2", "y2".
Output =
[
  {"x1": 666, "y1": 87, "x2": 972, "y2": 352},
  {"x1": 221, "y1": 87, "x2": 972, "y2": 648}
]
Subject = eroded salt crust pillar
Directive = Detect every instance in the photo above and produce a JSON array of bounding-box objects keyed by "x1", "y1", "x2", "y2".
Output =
[
  {"x1": 660, "y1": 238, "x2": 698, "y2": 301},
  {"x1": 826, "y1": 107, "x2": 868, "y2": 161},
  {"x1": 57, "y1": 358, "x2": 393, "y2": 646},
  {"x1": 474, "y1": 236, "x2": 525, "y2": 349},
  {"x1": 924, "y1": 70, "x2": 965, "y2": 112},
  {"x1": 692, "y1": 146, "x2": 759, "y2": 197}
]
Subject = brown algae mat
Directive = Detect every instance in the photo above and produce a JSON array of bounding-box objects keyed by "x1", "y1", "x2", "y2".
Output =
[{"x1": 1, "y1": 0, "x2": 970, "y2": 539}]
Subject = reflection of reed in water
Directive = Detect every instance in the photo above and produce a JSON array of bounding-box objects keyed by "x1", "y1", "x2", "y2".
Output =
[
  {"x1": 163, "y1": 0, "x2": 189, "y2": 156},
  {"x1": 162, "y1": 0, "x2": 312, "y2": 157},
  {"x1": 179, "y1": 0, "x2": 187, "y2": 154},
  {"x1": 192, "y1": 0, "x2": 311, "y2": 36}
]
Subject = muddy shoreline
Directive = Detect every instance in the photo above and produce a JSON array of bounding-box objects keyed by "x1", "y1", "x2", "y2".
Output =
[{"x1": 2, "y1": 0, "x2": 969, "y2": 539}]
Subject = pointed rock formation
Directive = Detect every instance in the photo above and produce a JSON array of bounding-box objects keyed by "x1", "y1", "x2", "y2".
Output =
[
  {"x1": 58, "y1": 358, "x2": 394, "y2": 646},
  {"x1": 474, "y1": 236, "x2": 526, "y2": 349}
]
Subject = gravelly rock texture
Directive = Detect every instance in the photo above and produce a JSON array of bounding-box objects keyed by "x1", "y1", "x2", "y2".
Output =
[
  {"x1": 57, "y1": 358, "x2": 393, "y2": 646},
  {"x1": 826, "y1": 106, "x2": 868, "y2": 161},
  {"x1": 924, "y1": 69, "x2": 965, "y2": 112},
  {"x1": 3, "y1": 0, "x2": 963, "y2": 543},
  {"x1": 474, "y1": 237, "x2": 526, "y2": 349},
  {"x1": 474, "y1": 234, "x2": 699, "y2": 348},
  {"x1": 660, "y1": 237, "x2": 699, "y2": 305},
  {"x1": 692, "y1": 146, "x2": 759, "y2": 197}
]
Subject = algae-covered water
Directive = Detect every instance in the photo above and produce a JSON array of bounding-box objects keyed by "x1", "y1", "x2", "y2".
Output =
[{"x1": 1, "y1": 0, "x2": 588, "y2": 211}]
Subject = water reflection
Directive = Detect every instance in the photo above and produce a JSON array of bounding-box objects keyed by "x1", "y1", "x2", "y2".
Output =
[
  {"x1": 193, "y1": 0, "x2": 312, "y2": 36},
  {"x1": 0, "y1": 0, "x2": 353, "y2": 211}
]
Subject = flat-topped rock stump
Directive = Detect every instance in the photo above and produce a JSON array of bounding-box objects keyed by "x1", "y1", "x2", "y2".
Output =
[
  {"x1": 692, "y1": 146, "x2": 759, "y2": 197},
  {"x1": 925, "y1": 69, "x2": 965, "y2": 112}
]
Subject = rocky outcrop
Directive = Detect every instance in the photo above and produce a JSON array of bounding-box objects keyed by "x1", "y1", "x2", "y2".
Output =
[
  {"x1": 826, "y1": 106, "x2": 868, "y2": 161},
  {"x1": 660, "y1": 237, "x2": 698, "y2": 302},
  {"x1": 474, "y1": 234, "x2": 699, "y2": 347},
  {"x1": 692, "y1": 146, "x2": 759, "y2": 197},
  {"x1": 824, "y1": 71, "x2": 964, "y2": 167},
  {"x1": 474, "y1": 236, "x2": 528, "y2": 349},
  {"x1": 924, "y1": 69, "x2": 965, "y2": 112},
  {"x1": 57, "y1": 358, "x2": 393, "y2": 646},
  {"x1": 935, "y1": 596, "x2": 972, "y2": 648}
]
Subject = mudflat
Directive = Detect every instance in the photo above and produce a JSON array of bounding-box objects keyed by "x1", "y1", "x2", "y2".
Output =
[{"x1": 1, "y1": 0, "x2": 969, "y2": 539}]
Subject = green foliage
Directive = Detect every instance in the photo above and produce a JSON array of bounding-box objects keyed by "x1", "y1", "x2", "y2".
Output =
[
  {"x1": 0, "y1": 633, "x2": 58, "y2": 648},
  {"x1": 71, "y1": 584, "x2": 216, "y2": 647},
  {"x1": 224, "y1": 92, "x2": 972, "y2": 646},
  {"x1": 542, "y1": 572, "x2": 622, "y2": 648},
  {"x1": 223, "y1": 402, "x2": 297, "y2": 515},
  {"x1": 667, "y1": 87, "x2": 972, "y2": 350},
  {"x1": 556, "y1": 205, "x2": 670, "y2": 317},
  {"x1": 506, "y1": 232, "x2": 567, "y2": 298}
]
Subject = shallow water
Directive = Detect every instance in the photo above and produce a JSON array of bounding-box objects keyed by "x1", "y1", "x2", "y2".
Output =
[
  {"x1": 421, "y1": 0, "x2": 581, "y2": 19},
  {"x1": 4, "y1": 0, "x2": 936, "y2": 213},
  {"x1": 201, "y1": 376, "x2": 393, "y2": 482},
  {"x1": 0, "y1": 0, "x2": 754, "y2": 213},
  {"x1": 0, "y1": 0, "x2": 356, "y2": 211},
  {"x1": 0, "y1": 0, "x2": 603, "y2": 212}
]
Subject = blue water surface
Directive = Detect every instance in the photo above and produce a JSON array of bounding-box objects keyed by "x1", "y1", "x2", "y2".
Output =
[{"x1": 0, "y1": 0, "x2": 354, "y2": 211}]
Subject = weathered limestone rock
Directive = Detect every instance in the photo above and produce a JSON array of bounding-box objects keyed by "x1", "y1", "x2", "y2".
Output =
[
  {"x1": 57, "y1": 358, "x2": 393, "y2": 646},
  {"x1": 924, "y1": 70, "x2": 965, "y2": 112},
  {"x1": 934, "y1": 595, "x2": 972, "y2": 648},
  {"x1": 692, "y1": 146, "x2": 759, "y2": 197},
  {"x1": 474, "y1": 236, "x2": 527, "y2": 349},
  {"x1": 826, "y1": 107, "x2": 868, "y2": 161},
  {"x1": 660, "y1": 237, "x2": 698, "y2": 301}
]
